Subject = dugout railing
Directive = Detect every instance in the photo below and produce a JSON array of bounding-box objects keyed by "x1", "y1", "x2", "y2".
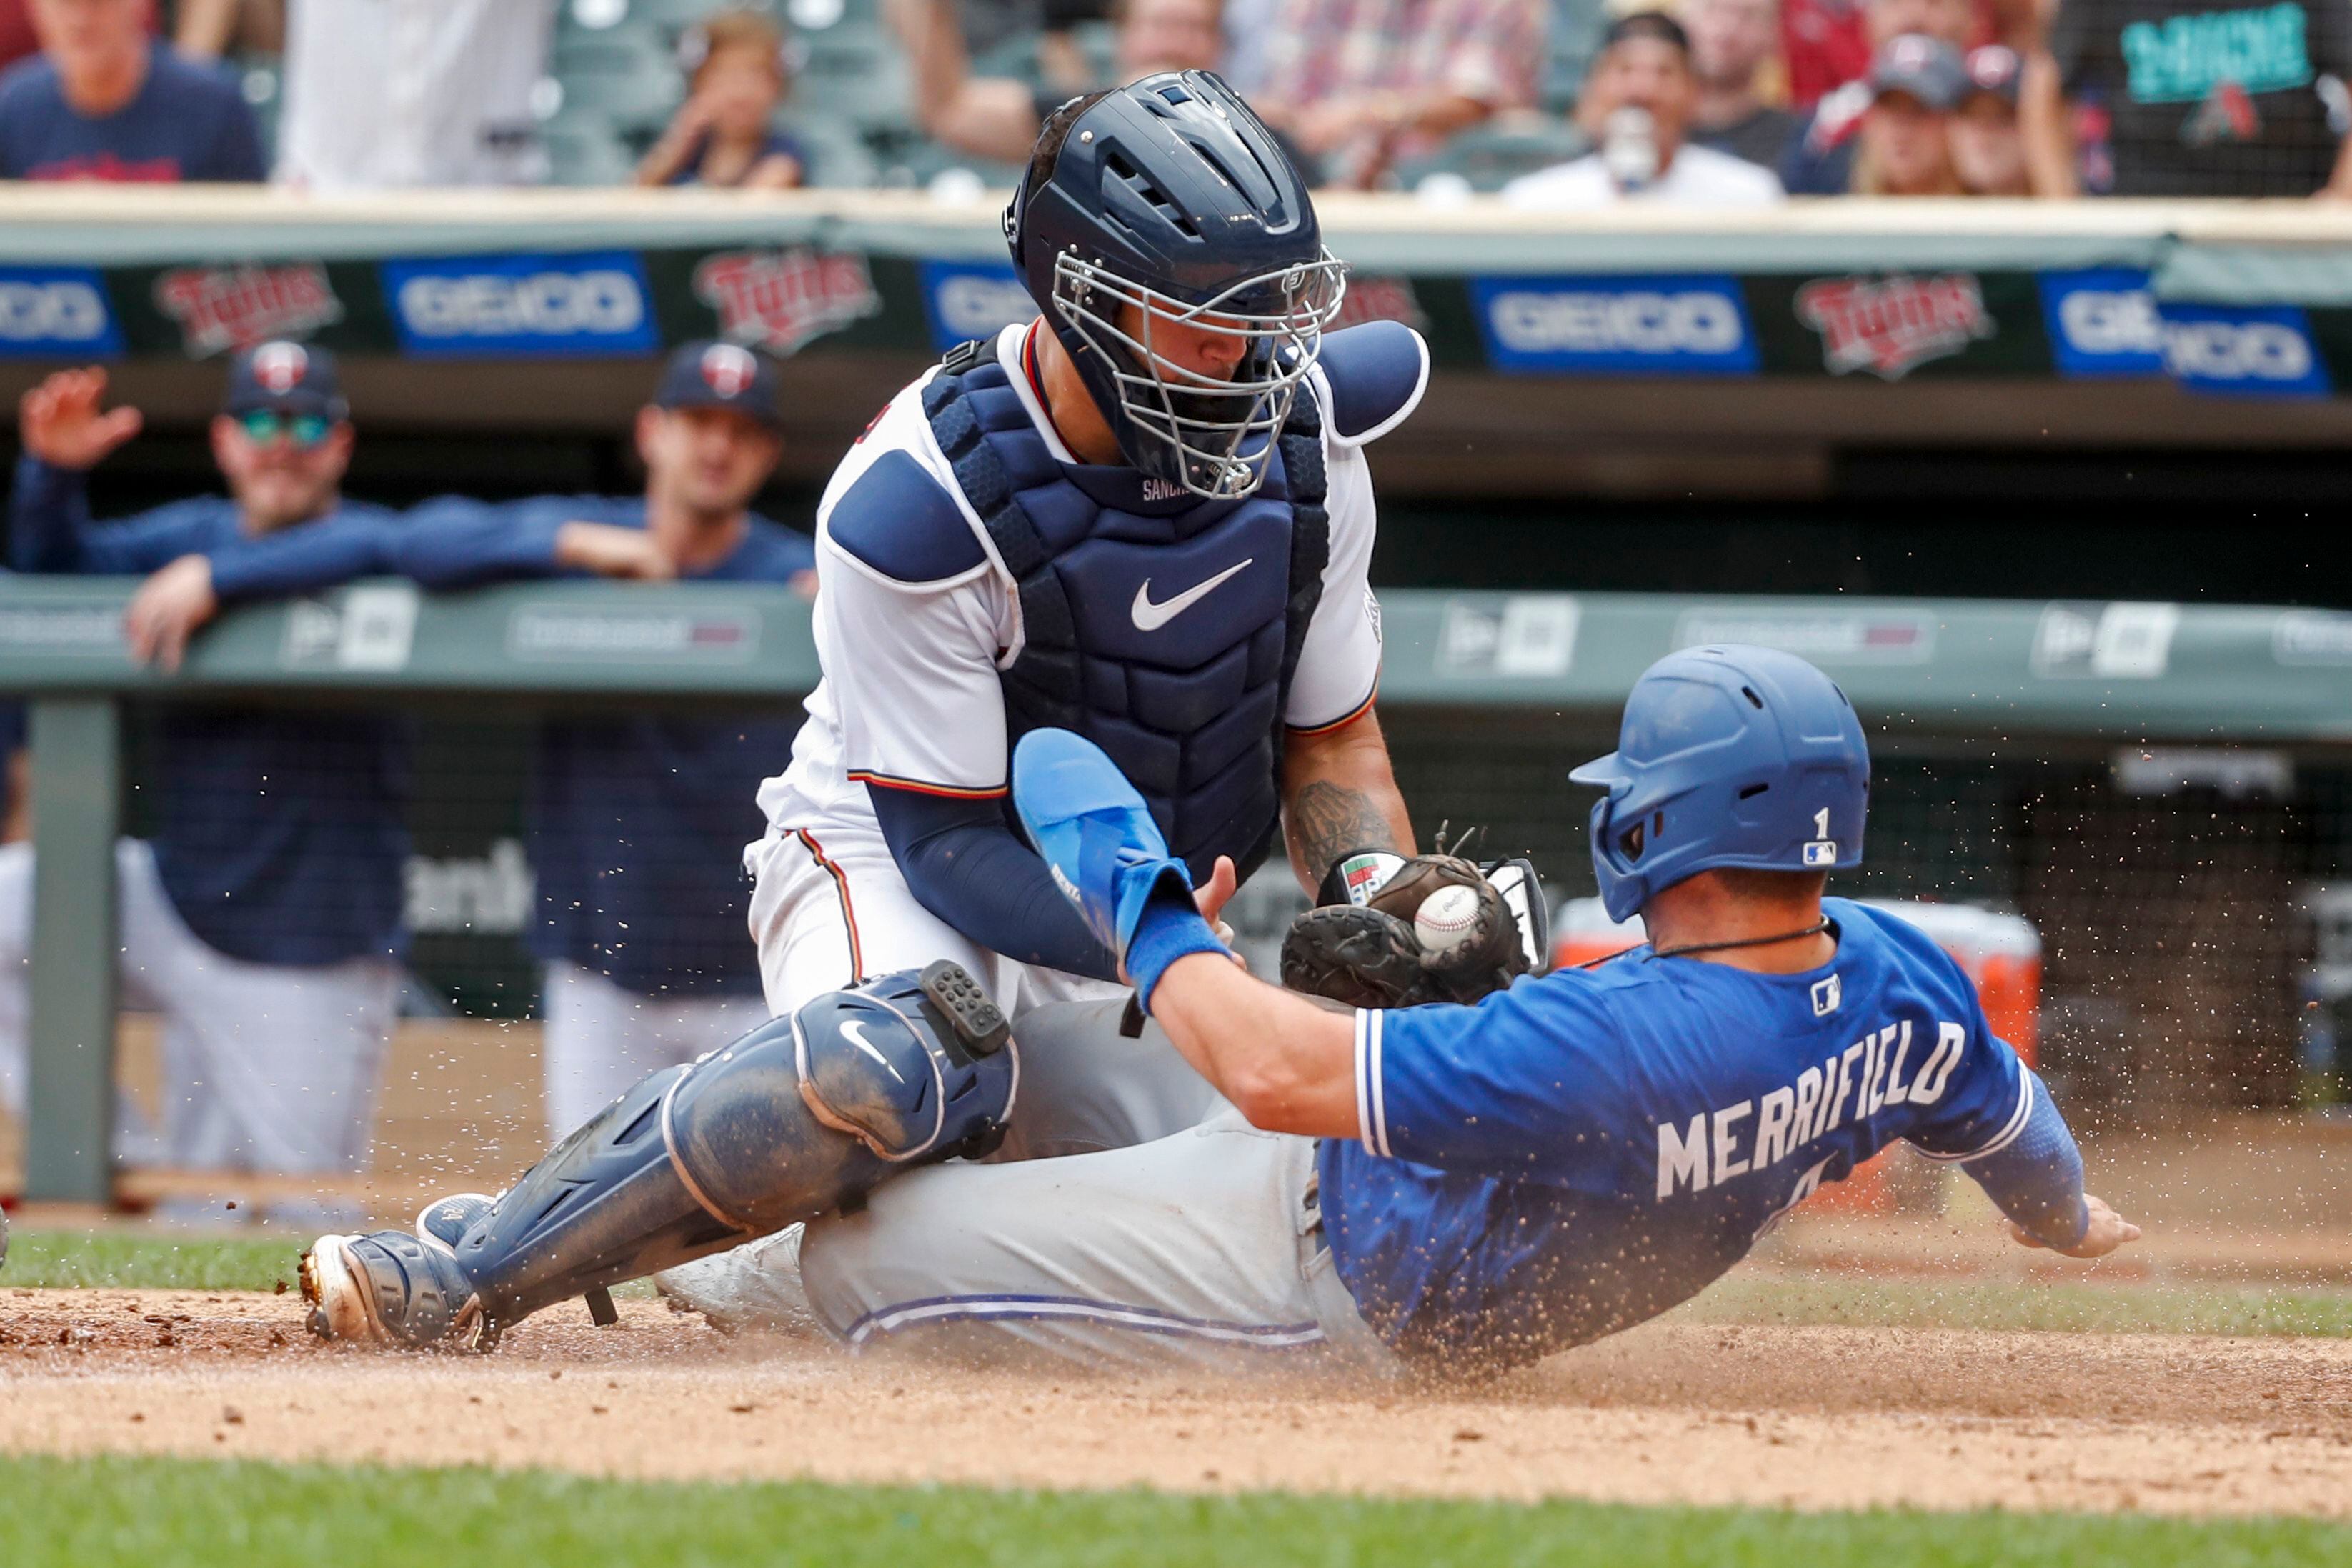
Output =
[
  {"x1": 11, "y1": 190, "x2": 2352, "y2": 504},
  {"x1": 5, "y1": 576, "x2": 2350, "y2": 1203}
]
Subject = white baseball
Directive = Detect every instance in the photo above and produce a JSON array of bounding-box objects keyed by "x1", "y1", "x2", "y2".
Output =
[{"x1": 1413, "y1": 884, "x2": 1483, "y2": 959}]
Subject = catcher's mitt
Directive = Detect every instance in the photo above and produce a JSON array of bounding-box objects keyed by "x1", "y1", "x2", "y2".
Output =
[{"x1": 1281, "y1": 852, "x2": 1530, "y2": 1008}]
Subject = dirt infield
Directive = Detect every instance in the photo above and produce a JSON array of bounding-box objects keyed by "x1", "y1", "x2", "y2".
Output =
[{"x1": 4, "y1": 1287, "x2": 2348, "y2": 1517}]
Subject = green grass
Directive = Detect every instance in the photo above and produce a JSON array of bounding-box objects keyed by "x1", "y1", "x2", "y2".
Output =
[
  {"x1": 0, "y1": 1456, "x2": 2344, "y2": 1568},
  {"x1": 1682, "y1": 1273, "x2": 2352, "y2": 1338},
  {"x1": 1, "y1": 1229, "x2": 299, "y2": 1291}
]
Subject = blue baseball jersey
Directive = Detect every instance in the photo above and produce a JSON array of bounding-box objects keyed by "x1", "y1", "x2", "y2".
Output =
[
  {"x1": 392, "y1": 495, "x2": 814, "y2": 997},
  {"x1": 8, "y1": 457, "x2": 407, "y2": 966},
  {"x1": 1318, "y1": 899, "x2": 2045, "y2": 1370}
]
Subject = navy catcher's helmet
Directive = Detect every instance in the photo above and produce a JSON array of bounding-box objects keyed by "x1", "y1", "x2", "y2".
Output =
[
  {"x1": 1570, "y1": 646, "x2": 1870, "y2": 923},
  {"x1": 1004, "y1": 71, "x2": 1345, "y2": 501}
]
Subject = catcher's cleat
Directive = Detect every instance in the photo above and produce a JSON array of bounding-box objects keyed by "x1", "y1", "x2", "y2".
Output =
[
  {"x1": 414, "y1": 1192, "x2": 495, "y2": 1256},
  {"x1": 301, "y1": 1231, "x2": 488, "y2": 1351}
]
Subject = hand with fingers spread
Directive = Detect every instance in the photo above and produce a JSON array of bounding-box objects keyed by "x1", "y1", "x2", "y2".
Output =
[
  {"x1": 19, "y1": 367, "x2": 144, "y2": 471},
  {"x1": 2013, "y1": 1193, "x2": 2141, "y2": 1259},
  {"x1": 121, "y1": 554, "x2": 221, "y2": 674}
]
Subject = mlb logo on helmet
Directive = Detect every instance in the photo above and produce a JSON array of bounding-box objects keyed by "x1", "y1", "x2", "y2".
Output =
[
  {"x1": 254, "y1": 341, "x2": 309, "y2": 393},
  {"x1": 700, "y1": 343, "x2": 758, "y2": 397}
]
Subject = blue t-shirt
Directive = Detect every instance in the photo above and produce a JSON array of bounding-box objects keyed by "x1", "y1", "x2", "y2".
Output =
[
  {"x1": 664, "y1": 130, "x2": 808, "y2": 186},
  {"x1": 0, "y1": 44, "x2": 264, "y2": 181},
  {"x1": 8, "y1": 456, "x2": 408, "y2": 966},
  {"x1": 392, "y1": 494, "x2": 815, "y2": 997},
  {"x1": 1319, "y1": 899, "x2": 2039, "y2": 1371}
]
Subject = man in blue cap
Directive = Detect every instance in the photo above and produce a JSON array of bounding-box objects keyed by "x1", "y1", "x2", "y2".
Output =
[
  {"x1": 200, "y1": 341, "x2": 814, "y2": 1140},
  {"x1": 4, "y1": 344, "x2": 407, "y2": 1215}
]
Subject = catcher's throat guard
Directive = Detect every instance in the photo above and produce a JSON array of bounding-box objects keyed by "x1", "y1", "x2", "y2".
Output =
[{"x1": 304, "y1": 964, "x2": 1015, "y2": 1350}]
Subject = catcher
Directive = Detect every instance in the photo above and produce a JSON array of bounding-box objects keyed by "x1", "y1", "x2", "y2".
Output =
[{"x1": 304, "y1": 645, "x2": 2134, "y2": 1374}]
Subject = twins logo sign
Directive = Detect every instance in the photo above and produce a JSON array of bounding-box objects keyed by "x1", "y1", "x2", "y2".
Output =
[
  {"x1": 694, "y1": 247, "x2": 881, "y2": 356},
  {"x1": 382, "y1": 252, "x2": 659, "y2": 358},
  {"x1": 153, "y1": 264, "x2": 343, "y2": 357},
  {"x1": 0, "y1": 266, "x2": 121, "y2": 359},
  {"x1": 1795, "y1": 273, "x2": 1995, "y2": 379},
  {"x1": 1471, "y1": 275, "x2": 1758, "y2": 375}
]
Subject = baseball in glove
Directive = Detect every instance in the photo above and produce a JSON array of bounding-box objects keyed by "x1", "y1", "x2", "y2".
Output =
[{"x1": 1282, "y1": 849, "x2": 1533, "y2": 1008}]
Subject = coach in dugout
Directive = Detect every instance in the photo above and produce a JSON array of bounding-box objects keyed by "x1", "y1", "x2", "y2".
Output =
[
  {"x1": 1, "y1": 346, "x2": 406, "y2": 1219},
  {"x1": 189, "y1": 342, "x2": 815, "y2": 1138}
]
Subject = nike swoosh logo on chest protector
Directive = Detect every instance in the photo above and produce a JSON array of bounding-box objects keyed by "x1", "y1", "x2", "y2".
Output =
[{"x1": 1131, "y1": 559, "x2": 1255, "y2": 631}]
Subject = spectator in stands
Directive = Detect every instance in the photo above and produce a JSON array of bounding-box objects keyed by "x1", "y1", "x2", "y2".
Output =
[
  {"x1": 1503, "y1": 11, "x2": 1784, "y2": 206},
  {"x1": 1951, "y1": 41, "x2": 2025, "y2": 194},
  {"x1": 274, "y1": 0, "x2": 552, "y2": 191},
  {"x1": 2023, "y1": 0, "x2": 2352, "y2": 197},
  {"x1": 198, "y1": 343, "x2": 816, "y2": 1139},
  {"x1": 1252, "y1": 0, "x2": 1544, "y2": 188},
  {"x1": 1681, "y1": 0, "x2": 1800, "y2": 169},
  {"x1": 1842, "y1": 32, "x2": 1965, "y2": 194},
  {"x1": 890, "y1": 0, "x2": 1242, "y2": 169},
  {"x1": 637, "y1": 8, "x2": 805, "y2": 189},
  {"x1": 0, "y1": 0, "x2": 264, "y2": 181},
  {"x1": 2, "y1": 346, "x2": 407, "y2": 1217},
  {"x1": 3, "y1": 0, "x2": 162, "y2": 75},
  {"x1": 1779, "y1": 0, "x2": 1970, "y2": 191}
]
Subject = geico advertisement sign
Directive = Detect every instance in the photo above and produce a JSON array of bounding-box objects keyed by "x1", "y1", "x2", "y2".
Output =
[
  {"x1": 2158, "y1": 305, "x2": 2331, "y2": 396},
  {"x1": 0, "y1": 267, "x2": 122, "y2": 357},
  {"x1": 382, "y1": 251, "x2": 659, "y2": 356},
  {"x1": 917, "y1": 259, "x2": 1037, "y2": 351},
  {"x1": 2038, "y1": 268, "x2": 2163, "y2": 378},
  {"x1": 1472, "y1": 275, "x2": 1758, "y2": 374}
]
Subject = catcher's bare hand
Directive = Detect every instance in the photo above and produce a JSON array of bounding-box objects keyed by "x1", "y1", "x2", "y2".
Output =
[
  {"x1": 20, "y1": 366, "x2": 143, "y2": 469},
  {"x1": 123, "y1": 554, "x2": 219, "y2": 674},
  {"x1": 1194, "y1": 853, "x2": 1242, "y2": 959},
  {"x1": 2011, "y1": 1193, "x2": 2140, "y2": 1259}
]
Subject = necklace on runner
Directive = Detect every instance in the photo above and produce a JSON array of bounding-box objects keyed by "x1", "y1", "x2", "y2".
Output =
[{"x1": 1646, "y1": 919, "x2": 1834, "y2": 962}]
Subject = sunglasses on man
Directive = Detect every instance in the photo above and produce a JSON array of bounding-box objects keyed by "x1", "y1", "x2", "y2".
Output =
[{"x1": 236, "y1": 409, "x2": 334, "y2": 449}]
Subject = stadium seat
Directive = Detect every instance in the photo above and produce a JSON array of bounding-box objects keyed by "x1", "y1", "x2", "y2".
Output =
[
  {"x1": 784, "y1": 113, "x2": 883, "y2": 187},
  {"x1": 1392, "y1": 113, "x2": 1590, "y2": 193},
  {"x1": 1545, "y1": 0, "x2": 1607, "y2": 115},
  {"x1": 542, "y1": 121, "x2": 644, "y2": 186}
]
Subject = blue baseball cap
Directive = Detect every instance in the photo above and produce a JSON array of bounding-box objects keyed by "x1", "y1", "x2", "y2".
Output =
[
  {"x1": 1570, "y1": 645, "x2": 1870, "y2": 922},
  {"x1": 224, "y1": 340, "x2": 348, "y2": 421},
  {"x1": 654, "y1": 340, "x2": 783, "y2": 429}
]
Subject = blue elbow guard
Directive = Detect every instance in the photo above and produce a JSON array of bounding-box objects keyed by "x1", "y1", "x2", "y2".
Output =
[{"x1": 1963, "y1": 1071, "x2": 2089, "y2": 1250}]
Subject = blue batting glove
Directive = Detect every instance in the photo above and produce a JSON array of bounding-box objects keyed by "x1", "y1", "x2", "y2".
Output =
[{"x1": 1012, "y1": 728, "x2": 1194, "y2": 964}]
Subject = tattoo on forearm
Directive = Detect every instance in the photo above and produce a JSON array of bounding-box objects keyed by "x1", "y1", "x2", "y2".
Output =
[{"x1": 1286, "y1": 780, "x2": 1403, "y2": 874}]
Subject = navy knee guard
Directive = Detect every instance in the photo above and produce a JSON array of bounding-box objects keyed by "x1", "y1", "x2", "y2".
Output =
[{"x1": 447, "y1": 962, "x2": 1014, "y2": 1344}]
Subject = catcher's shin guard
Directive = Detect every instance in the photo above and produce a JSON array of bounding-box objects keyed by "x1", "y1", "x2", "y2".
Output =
[{"x1": 304, "y1": 964, "x2": 1015, "y2": 1350}]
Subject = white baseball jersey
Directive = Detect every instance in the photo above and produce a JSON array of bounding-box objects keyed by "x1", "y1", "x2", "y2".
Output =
[
  {"x1": 754, "y1": 322, "x2": 1388, "y2": 847},
  {"x1": 275, "y1": 0, "x2": 554, "y2": 192}
]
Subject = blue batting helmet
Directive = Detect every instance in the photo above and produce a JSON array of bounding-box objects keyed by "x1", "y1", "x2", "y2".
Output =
[
  {"x1": 1003, "y1": 71, "x2": 1345, "y2": 501},
  {"x1": 1570, "y1": 645, "x2": 1870, "y2": 922}
]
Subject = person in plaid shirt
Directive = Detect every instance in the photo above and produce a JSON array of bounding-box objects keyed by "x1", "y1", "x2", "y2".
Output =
[{"x1": 1252, "y1": 0, "x2": 1543, "y2": 186}]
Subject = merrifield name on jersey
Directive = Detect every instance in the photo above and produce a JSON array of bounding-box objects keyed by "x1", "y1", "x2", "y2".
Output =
[{"x1": 1655, "y1": 1016, "x2": 1968, "y2": 1199}]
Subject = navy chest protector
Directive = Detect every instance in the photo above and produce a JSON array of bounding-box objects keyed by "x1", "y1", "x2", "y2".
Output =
[{"x1": 921, "y1": 348, "x2": 1330, "y2": 885}]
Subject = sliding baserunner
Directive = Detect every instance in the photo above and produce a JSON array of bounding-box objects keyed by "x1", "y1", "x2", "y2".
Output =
[{"x1": 303, "y1": 644, "x2": 2135, "y2": 1374}]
